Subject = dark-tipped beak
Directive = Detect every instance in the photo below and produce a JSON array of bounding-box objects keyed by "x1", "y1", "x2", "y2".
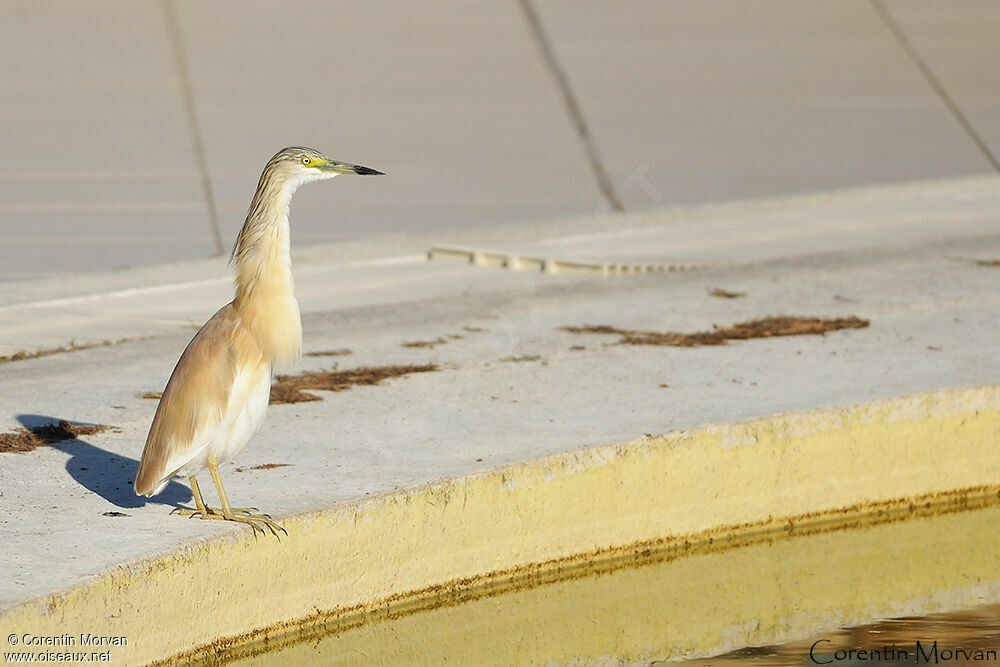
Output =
[{"x1": 321, "y1": 161, "x2": 385, "y2": 175}]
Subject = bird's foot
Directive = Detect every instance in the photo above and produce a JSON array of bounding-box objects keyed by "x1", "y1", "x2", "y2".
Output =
[
  {"x1": 170, "y1": 505, "x2": 286, "y2": 537},
  {"x1": 171, "y1": 505, "x2": 263, "y2": 517}
]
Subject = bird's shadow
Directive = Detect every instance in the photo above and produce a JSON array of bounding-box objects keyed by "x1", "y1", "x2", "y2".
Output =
[{"x1": 17, "y1": 414, "x2": 192, "y2": 509}]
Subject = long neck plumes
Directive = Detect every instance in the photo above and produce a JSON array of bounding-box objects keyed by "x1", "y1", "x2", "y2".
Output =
[{"x1": 231, "y1": 165, "x2": 303, "y2": 369}]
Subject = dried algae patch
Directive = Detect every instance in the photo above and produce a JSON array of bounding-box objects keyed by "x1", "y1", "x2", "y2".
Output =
[
  {"x1": 1, "y1": 340, "x2": 114, "y2": 364},
  {"x1": 270, "y1": 364, "x2": 439, "y2": 404},
  {"x1": 562, "y1": 316, "x2": 869, "y2": 347},
  {"x1": 401, "y1": 337, "x2": 448, "y2": 349},
  {"x1": 0, "y1": 336, "x2": 150, "y2": 364},
  {"x1": 235, "y1": 463, "x2": 293, "y2": 473},
  {"x1": 709, "y1": 288, "x2": 746, "y2": 299},
  {"x1": 0, "y1": 420, "x2": 113, "y2": 453}
]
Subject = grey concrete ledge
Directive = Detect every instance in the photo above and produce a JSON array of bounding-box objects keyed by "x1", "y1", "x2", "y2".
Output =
[{"x1": 0, "y1": 175, "x2": 998, "y2": 662}]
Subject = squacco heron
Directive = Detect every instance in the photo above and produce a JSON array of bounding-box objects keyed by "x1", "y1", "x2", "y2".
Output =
[{"x1": 135, "y1": 146, "x2": 383, "y2": 536}]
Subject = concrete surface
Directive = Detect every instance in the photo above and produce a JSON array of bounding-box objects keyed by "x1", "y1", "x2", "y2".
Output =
[
  {"x1": 0, "y1": 2, "x2": 217, "y2": 279},
  {"x1": 532, "y1": 0, "x2": 995, "y2": 208},
  {"x1": 0, "y1": 176, "x2": 998, "y2": 617},
  {"x1": 886, "y1": 0, "x2": 1000, "y2": 157},
  {"x1": 2, "y1": 1, "x2": 1000, "y2": 281}
]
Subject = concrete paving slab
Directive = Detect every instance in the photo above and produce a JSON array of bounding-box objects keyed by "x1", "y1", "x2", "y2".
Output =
[
  {"x1": 1, "y1": 174, "x2": 997, "y2": 357},
  {"x1": 2, "y1": 1, "x2": 998, "y2": 285},
  {"x1": 884, "y1": 0, "x2": 1000, "y2": 163},
  {"x1": 0, "y1": 2, "x2": 217, "y2": 279},
  {"x1": 0, "y1": 209, "x2": 212, "y2": 282},
  {"x1": 173, "y1": 0, "x2": 601, "y2": 251},
  {"x1": 533, "y1": 0, "x2": 995, "y2": 209},
  {"x1": 1, "y1": 178, "x2": 999, "y2": 614},
  {"x1": 429, "y1": 175, "x2": 1000, "y2": 268}
]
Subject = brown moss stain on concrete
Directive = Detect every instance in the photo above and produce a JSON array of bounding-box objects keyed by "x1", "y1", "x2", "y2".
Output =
[
  {"x1": 235, "y1": 463, "x2": 293, "y2": 473},
  {"x1": 304, "y1": 349, "x2": 353, "y2": 357},
  {"x1": 0, "y1": 421, "x2": 113, "y2": 453},
  {"x1": 159, "y1": 483, "x2": 1000, "y2": 667},
  {"x1": 561, "y1": 316, "x2": 869, "y2": 347},
  {"x1": 401, "y1": 337, "x2": 448, "y2": 349},
  {"x1": 500, "y1": 355, "x2": 542, "y2": 363},
  {"x1": 709, "y1": 288, "x2": 746, "y2": 299},
  {"x1": 0, "y1": 337, "x2": 146, "y2": 364},
  {"x1": 270, "y1": 364, "x2": 439, "y2": 404},
  {"x1": 403, "y1": 327, "x2": 486, "y2": 349}
]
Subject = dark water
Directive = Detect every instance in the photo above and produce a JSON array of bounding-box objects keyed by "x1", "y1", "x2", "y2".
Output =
[{"x1": 684, "y1": 605, "x2": 1000, "y2": 665}]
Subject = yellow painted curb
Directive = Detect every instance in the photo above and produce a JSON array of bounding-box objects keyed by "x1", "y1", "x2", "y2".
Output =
[{"x1": 2, "y1": 386, "x2": 999, "y2": 665}]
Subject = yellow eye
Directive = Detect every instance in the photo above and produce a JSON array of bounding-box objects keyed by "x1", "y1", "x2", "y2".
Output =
[{"x1": 302, "y1": 157, "x2": 311, "y2": 165}]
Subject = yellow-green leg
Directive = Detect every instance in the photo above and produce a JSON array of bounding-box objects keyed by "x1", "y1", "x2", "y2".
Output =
[
  {"x1": 208, "y1": 458, "x2": 286, "y2": 536},
  {"x1": 170, "y1": 475, "x2": 210, "y2": 516}
]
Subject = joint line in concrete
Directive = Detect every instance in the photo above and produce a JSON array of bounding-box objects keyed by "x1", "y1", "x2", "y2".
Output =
[
  {"x1": 517, "y1": 0, "x2": 626, "y2": 213},
  {"x1": 161, "y1": 0, "x2": 226, "y2": 257},
  {"x1": 871, "y1": 0, "x2": 1000, "y2": 174}
]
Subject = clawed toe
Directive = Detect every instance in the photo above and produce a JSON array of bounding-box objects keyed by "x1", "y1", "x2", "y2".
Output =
[
  {"x1": 170, "y1": 504, "x2": 285, "y2": 537},
  {"x1": 172, "y1": 506, "x2": 212, "y2": 517},
  {"x1": 229, "y1": 507, "x2": 268, "y2": 518},
  {"x1": 229, "y1": 513, "x2": 286, "y2": 537}
]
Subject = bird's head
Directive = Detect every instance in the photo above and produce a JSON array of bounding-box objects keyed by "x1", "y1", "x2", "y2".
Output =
[{"x1": 265, "y1": 146, "x2": 384, "y2": 190}]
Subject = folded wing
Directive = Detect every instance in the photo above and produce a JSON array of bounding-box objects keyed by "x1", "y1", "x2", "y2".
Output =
[{"x1": 135, "y1": 301, "x2": 267, "y2": 496}]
